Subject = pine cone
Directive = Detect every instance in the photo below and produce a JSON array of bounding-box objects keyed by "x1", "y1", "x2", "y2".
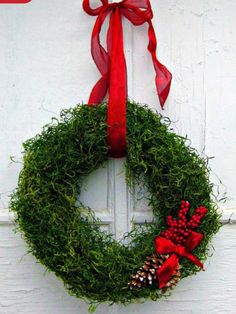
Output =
[{"x1": 128, "y1": 253, "x2": 181, "y2": 291}]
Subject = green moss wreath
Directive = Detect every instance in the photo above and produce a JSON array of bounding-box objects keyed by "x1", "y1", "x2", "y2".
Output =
[{"x1": 10, "y1": 101, "x2": 221, "y2": 307}]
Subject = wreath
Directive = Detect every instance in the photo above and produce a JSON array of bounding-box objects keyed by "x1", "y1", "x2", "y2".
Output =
[
  {"x1": 10, "y1": 0, "x2": 221, "y2": 311},
  {"x1": 10, "y1": 101, "x2": 221, "y2": 309}
]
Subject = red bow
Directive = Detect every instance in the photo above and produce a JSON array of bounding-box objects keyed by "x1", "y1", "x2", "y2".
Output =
[
  {"x1": 154, "y1": 232, "x2": 204, "y2": 289},
  {"x1": 83, "y1": 0, "x2": 172, "y2": 158}
]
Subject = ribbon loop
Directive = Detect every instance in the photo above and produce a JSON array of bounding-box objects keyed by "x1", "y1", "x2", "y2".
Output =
[
  {"x1": 121, "y1": 0, "x2": 153, "y2": 25},
  {"x1": 83, "y1": 0, "x2": 108, "y2": 16},
  {"x1": 83, "y1": 0, "x2": 172, "y2": 158}
]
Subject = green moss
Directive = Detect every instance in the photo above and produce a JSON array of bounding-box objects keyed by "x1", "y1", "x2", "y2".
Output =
[{"x1": 10, "y1": 101, "x2": 221, "y2": 306}]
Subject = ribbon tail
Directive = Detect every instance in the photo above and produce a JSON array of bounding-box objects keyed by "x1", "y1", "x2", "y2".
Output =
[
  {"x1": 88, "y1": 10, "x2": 111, "y2": 105},
  {"x1": 88, "y1": 75, "x2": 109, "y2": 106},
  {"x1": 107, "y1": 8, "x2": 127, "y2": 158},
  {"x1": 157, "y1": 254, "x2": 179, "y2": 289},
  {"x1": 185, "y1": 253, "x2": 204, "y2": 269},
  {"x1": 147, "y1": 22, "x2": 172, "y2": 109}
]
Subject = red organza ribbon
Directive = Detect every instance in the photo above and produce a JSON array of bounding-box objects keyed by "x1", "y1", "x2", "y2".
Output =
[
  {"x1": 154, "y1": 232, "x2": 204, "y2": 288},
  {"x1": 83, "y1": 0, "x2": 172, "y2": 158}
]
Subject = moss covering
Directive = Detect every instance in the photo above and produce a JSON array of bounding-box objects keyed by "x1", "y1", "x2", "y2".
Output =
[{"x1": 10, "y1": 101, "x2": 221, "y2": 308}]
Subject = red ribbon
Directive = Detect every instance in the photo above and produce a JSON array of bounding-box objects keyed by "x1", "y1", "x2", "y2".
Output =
[
  {"x1": 154, "y1": 232, "x2": 204, "y2": 288},
  {"x1": 83, "y1": 0, "x2": 172, "y2": 158}
]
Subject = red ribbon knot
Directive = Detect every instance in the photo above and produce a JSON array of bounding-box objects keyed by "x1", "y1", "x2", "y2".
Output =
[
  {"x1": 154, "y1": 232, "x2": 204, "y2": 288},
  {"x1": 83, "y1": 0, "x2": 172, "y2": 158}
]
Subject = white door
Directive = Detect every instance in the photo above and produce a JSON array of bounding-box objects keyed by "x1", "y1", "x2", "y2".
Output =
[{"x1": 1, "y1": 1, "x2": 236, "y2": 314}]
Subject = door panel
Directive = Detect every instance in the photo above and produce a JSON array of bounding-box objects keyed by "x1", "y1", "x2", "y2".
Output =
[{"x1": 79, "y1": 159, "x2": 154, "y2": 240}]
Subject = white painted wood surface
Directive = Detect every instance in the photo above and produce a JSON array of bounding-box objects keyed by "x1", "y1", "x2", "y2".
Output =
[
  {"x1": 1, "y1": 0, "x2": 236, "y2": 313},
  {"x1": 0, "y1": 223, "x2": 235, "y2": 314}
]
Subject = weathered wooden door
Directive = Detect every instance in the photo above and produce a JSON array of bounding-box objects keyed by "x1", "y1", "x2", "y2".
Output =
[{"x1": 1, "y1": 1, "x2": 236, "y2": 313}]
